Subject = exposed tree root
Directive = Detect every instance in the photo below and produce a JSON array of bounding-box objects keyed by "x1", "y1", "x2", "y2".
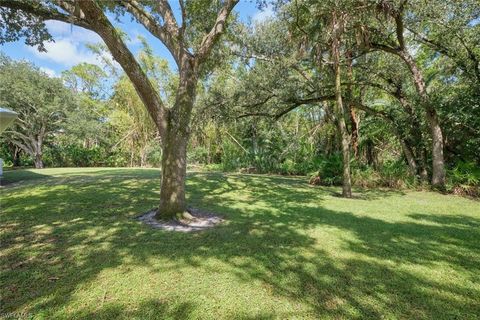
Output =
[{"x1": 136, "y1": 207, "x2": 223, "y2": 232}]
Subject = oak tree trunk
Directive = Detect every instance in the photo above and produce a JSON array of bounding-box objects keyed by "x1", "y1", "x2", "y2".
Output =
[
  {"x1": 156, "y1": 56, "x2": 197, "y2": 220},
  {"x1": 158, "y1": 127, "x2": 189, "y2": 218},
  {"x1": 34, "y1": 153, "x2": 44, "y2": 169},
  {"x1": 33, "y1": 138, "x2": 44, "y2": 169}
]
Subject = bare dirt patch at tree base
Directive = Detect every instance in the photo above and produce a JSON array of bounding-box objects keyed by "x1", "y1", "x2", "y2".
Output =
[{"x1": 136, "y1": 208, "x2": 224, "y2": 232}]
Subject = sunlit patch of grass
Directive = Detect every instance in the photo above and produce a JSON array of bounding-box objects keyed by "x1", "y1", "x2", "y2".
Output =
[{"x1": 1, "y1": 168, "x2": 479, "y2": 319}]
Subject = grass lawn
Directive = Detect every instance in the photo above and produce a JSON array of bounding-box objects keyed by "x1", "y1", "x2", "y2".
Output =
[{"x1": 1, "y1": 168, "x2": 479, "y2": 319}]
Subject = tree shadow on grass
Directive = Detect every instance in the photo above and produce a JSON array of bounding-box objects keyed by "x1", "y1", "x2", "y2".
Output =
[
  {"x1": 408, "y1": 213, "x2": 480, "y2": 228},
  {"x1": 1, "y1": 168, "x2": 161, "y2": 187},
  {"x1": 1, "y1": 170, "x2": 479, "y2": 319},
  {"x1": 1, "y1": 169, "x2": 49, "y2": 186}
]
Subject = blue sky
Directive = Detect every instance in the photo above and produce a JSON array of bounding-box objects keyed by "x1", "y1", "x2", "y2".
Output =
[{"x1": 0, "y1": 0, "x2": 273, "y2": 77}]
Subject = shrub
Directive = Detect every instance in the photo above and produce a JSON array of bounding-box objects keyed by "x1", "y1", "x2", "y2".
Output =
[
  {"x1": 447, "y1": 161, "x2": 480, "y2": 197},
  {"x1": 220, "y1": 139, "x2": 247, "y2": 172},
  {"x1": 352, "y1": 166, "x2": 382, "y2": 188},
  {"x1": 145, "y1": 144, "x2": 162, "y2": 167},
  {"x1": 309, "y1": 154, "x2": 343, "y2": 186},
  {"x1": 351, "y1": 161, "x2": 415, "y2": 189},
  {"x1": 188, "y1": 146, "x2": 209, "y2": 164}
]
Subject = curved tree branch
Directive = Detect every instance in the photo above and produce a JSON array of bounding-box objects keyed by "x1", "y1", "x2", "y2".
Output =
[
  {"x1": 121, "y1": 0, "x2": 181, "y2": 64},
  {"x1": 76, "y1": 0, "x2": 168, "y2": 138},
  {"x1": 196, "y1": 0, "x2": 239, "y2": 64}
]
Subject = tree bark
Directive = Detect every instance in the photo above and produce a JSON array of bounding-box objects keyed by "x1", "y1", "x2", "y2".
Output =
[
  {"x1": 345, "y1": 50, "x2": 359, "y2": 158},
  {"x1": 425, "y1": 108, "x2": 445, "y2": 187},
  {"x1": 34, "y1": 153, "x2": 44, "y2": 169},
  {"x1": 140, "y1": 146, "x2": 147, "y2": 167},
  {"x1": 419, "y1": 148, "x2": 429, "y2": 182},
  {"x1": 159, "y1": 128, "x2": 189, "y2": 218},
  {"x1": 9, "y1": 143, "x2": 21, "y2": 167},
  {"x1": 332, "y1": 12, "x2": 352, "y2": 198},
  {"x1": 399, "y1": 137, "x2": 417, "y2": 176},
  {"x1": 13, "y1": 147, "x2": 20, "y2": 167},
  {"x1": 349, "y1": 107, "x2": 359, "y2": 159},
  {"x1": 157, "y1": 56, "x2": 197, "y2": 219},
  {"x1": 33, "y1": 134, "x2": 44, "y2": 169}
]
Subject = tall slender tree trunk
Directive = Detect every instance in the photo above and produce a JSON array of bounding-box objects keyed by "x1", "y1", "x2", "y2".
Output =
[
  {"x1": 13, "y1": 149, "x2": 20, "y2": 167},
  {"x1": 332, "y1": 12, "x2": 352, "y2": 198},
  {"x1": 10, "y1": 144, "x2": 21, "y2": 167},
  {"x1": 365, "y1": 139, "x2": 377, "y2": 169},
  {"x1": 156, "y1": 57, "x2": 197, "y2": 220},
  {"x1": 349, "y1": 108, "x2": 359, "y2": 158},
  {"x1": 425, "y1": 108, "x2": 445, "y2": 187},
  {"x1": 130, "y1": 149, "x2": 134, "y2": 167},
  {"x1": 396, "y1": 93, "x2": 428, "y2": 182},
  {"x1": 398, "y1": 137, "x2": 418, "y2": 176},
  {"x1": 251, "y1": 123, "x2": 259, "y2": 156},
  {"x1": 398, "y1": 50, "x2": 446, "y2": 187},
  {"x1": 419, "y1": 148, "x2": 429, "y2": 181},
  {"x1": 345, "y1": 50, "x2": 360, "y2": 159},
  {"x1": 140, "y1": 146, "x2": 147, "y2": 167}
]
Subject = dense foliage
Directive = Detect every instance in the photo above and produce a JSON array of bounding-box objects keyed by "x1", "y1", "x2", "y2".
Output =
[{"x1": 0, "y1": 0, "x2": 479, "y2": 195}]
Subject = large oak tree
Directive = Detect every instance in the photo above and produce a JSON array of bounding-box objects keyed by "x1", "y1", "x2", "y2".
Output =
[{"x1": 0, "y1": 0, "x2": 239, "y2": 218}]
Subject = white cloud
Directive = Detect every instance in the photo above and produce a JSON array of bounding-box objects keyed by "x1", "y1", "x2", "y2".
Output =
[
  {"x1": 45, "y1": 20, "x2": 71, "y2": 35},
  {"x1": 252, "y1": 6, "x2": 274, "y2": 24},
  {"x1": 39, "y1": 67, "x2": 57, "y2": 77},
  {"x1": 27, "y1": 39, "x2": 103, "y2": 67},
  {"x1": 25, "y1": 20, "x2": 112, "y2": 68}
]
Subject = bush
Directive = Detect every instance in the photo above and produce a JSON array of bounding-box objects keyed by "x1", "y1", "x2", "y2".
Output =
[
  {"x1": 65, "y1": 145, "x2": 103, "y2": 166},
  {"x1": 188, "y1": 146, "x2": 209, "y2": 164},
  {"x1": 220, "y1": 140, "x2": 248, "y2": 172},
  {"x1": 447, "y1": 161, "x2": 480, "y2": 197},
  {"x1": 103, "y1": 153, "x2": 128, "y2": 167},
  {"x1": 448, "y1": 161, "x2": 480, "y2": 185},
  {"x1": 352, "y1": 160, "x2": 414, "y2": 189},
  {"x1": 352, "y1": 166, "x2": 382, "y2": 188},
  {"x1": 44, "y1": 144, "x2": 115, "y2": 167},
  {"x1": 378, "y1": 160, "x2": 415, "y2": 188},
  {"x1": 145, "y1": 144, "x2": 162, "y2": 167},
  {"x1": 309, "y1": 154, "x2": 343, "y2": 186}
]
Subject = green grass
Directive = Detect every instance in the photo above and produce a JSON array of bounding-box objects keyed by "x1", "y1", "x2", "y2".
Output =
[{"x1": 1, "y1": 168, "x2": 479, "y2": 319}]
